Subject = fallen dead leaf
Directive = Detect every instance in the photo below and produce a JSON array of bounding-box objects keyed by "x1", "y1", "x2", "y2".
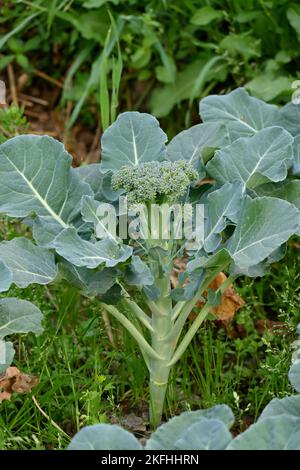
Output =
[
  {"x1": 121, "y1": 413, "x2": 147, "y2": 433},
  {"x1": 202, "y1": 272, "x2": 245, "y2": 321},
  {"x1": 0, "y1": 366, "x2": 38, "y2": 402},
  {"x1": 171, "y1": 259, "x2": 245, "y2": 321}
]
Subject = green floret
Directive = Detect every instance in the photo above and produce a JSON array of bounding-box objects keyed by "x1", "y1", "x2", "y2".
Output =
[{"x1": 111, "y1": 160, "x2": 198, "y2": 204}]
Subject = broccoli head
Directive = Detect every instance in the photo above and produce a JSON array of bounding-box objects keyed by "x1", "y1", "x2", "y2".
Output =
[{"x1": 111, "y1": 160, "x2": 198, "y2": 204}]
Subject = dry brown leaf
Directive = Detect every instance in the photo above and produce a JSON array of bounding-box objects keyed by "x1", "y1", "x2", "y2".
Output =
[
  {"x1": 171, "y1": 259, "x2": 245, "y2": 322},
  {"x1": 170, "y1": 256, "x2": 188, "y2": 288},
  {"x1": 198, "y1": 272, "x2": 245, "y2": 321},
  {"x1": 0, "y1": 366, "x2": 38, "y2": 402},
  {"x1": 121, "y1": 413, "x2": 147, "y2": 433}
]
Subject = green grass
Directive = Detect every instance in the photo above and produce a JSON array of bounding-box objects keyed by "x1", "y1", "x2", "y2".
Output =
[
  {"x1": 0, "y1": 230, "x2": 299, "y2": 448},
  {"x1": 1, "y1": 1, "x2": 299, "y2": 134}
]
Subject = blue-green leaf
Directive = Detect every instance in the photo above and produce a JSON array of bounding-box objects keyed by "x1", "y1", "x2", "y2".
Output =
[
  {"x1": 259, "y1": 395, "x2": 300, "y2": 420},
  {"x1": 166, "y1": 122, "x2": 229, "y2": 171},
  {"x1": 53, "y1": 228, "x2": 132, "y2": 268},
  {"x1": 59, "y1": 262, "x2": 117, "y2": 296},
  {"x1": 200, "y1": 88, "x2": 280, "y2": 139},
  {"x1": 227, "y1": 416, "x2": 300, "y2": 450},
  {"x1": 227, "y1": 197, "x2": 299, "y2": 269},
  {"x1": 0, "y1": 135, "x2": 92, "y2": 246},
  {"x1": 0, "y1": 237, "x2": 57, "y2": 288},
  {"x1": 289, "y1": 359, "x2": 300, "y2": 393},
  {"x1": 0, "y1": 260, "x2": 13, "y2": 293},
  {"x1": 68, "y1": 424, "x2": 142, "y2": 450},
  {"x1": 278, "y1": 102, "x2": 300, "y2": 136},
  {"x1": 146, "y1": 405, "x2": 234, "y2": 450},
  {"x1": 206, "y1": 127, "x2": 293, "y2": 189},
  {"x1": 292, "y1": 135, "x2": 300, "y2": 175},
  {"x1": 203, "y1": 182, "x2": 244, "y2": 252},
  {"x1": 0, "y1": 340, "x2": 15, "y2": 374},
  {"x1": 101, "y1": 112, "x2": 167, "y2": 171},
  {"x1": 253, "y1": 180, "x2": 300, "y2": 210},
  {"x1": 174, "y1": 418, "x2": 232, "y2": 450},
  {"x1": 125, "y1": 256, "x2": 154, "y2": 286},
  {"x1": 0, "y1": 298, "x2": 43, "y2": 340},
  {"x1": 74, "y1": 165, "x2": 121, "y2": 201}
]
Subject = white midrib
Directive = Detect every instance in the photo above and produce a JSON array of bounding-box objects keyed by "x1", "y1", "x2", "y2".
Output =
[
  {"x1": 9, "y1": 159, "x2": 69, "y2": 228},
  {"x1": 245, "y1": 139, "x2": 276, "y2": 184},
  {"x1": 86, "y1": 200, "x2": 118, "y2": 243},
  {"x1": 206, "y1": 204, "x2": 231, "y2": 243},
  {"x1": 0, "y1": 316, "x2": 37, "y2": 334},
  {"x1": 13, "y1": 268, "x2": 54, "y2": 280},
  {"x1": 218, "y1": 108, "x2": 257, "y2": 133},
  {"x1": 130, "y1": 121, "x2": 139, "y2": 165},
  {"x1": 189, "y1": 143, "x2": 202, "y2": 165},
  {"x1": 232, "y1": 232, "x2": 286, "y2": 257}
]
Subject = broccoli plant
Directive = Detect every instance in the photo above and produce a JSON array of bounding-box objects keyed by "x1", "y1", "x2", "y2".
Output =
[
  {"x1": 68, "y1": 325, "x2": 300, "y2": 450},
  {"x1": 0, "y1": 88, "x2": 299, "y2": 427}
]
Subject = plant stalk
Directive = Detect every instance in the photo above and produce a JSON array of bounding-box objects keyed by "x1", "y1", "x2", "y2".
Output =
[{"x1": 148, "y1": 275, "x2": 174, "y2": 428}]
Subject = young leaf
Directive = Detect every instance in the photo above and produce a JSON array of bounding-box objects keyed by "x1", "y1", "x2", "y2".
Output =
[
  {"x1": 73, "y1": 164, "x2": 105, "y2": 200},
  {"x1": 101, "y1": 112, "x2": 167, "y2": 171},
  {"x1": 75, "y1": 168, "x2": 121, "y2": 203},
  {"x1": 125, "y1": 256, "x2": 154, "y2": 286},
  {"x1": 187, "y1": 249, "x2": 232, "y2": 275}
]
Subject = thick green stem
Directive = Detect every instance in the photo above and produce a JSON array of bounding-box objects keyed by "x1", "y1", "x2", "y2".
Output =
[
  {"x1": 148, "y1": 275, "x2": 174, "y2": 428},
  {"x1": 103, "y1": 265, "x2": 235, "y2": 430}
]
